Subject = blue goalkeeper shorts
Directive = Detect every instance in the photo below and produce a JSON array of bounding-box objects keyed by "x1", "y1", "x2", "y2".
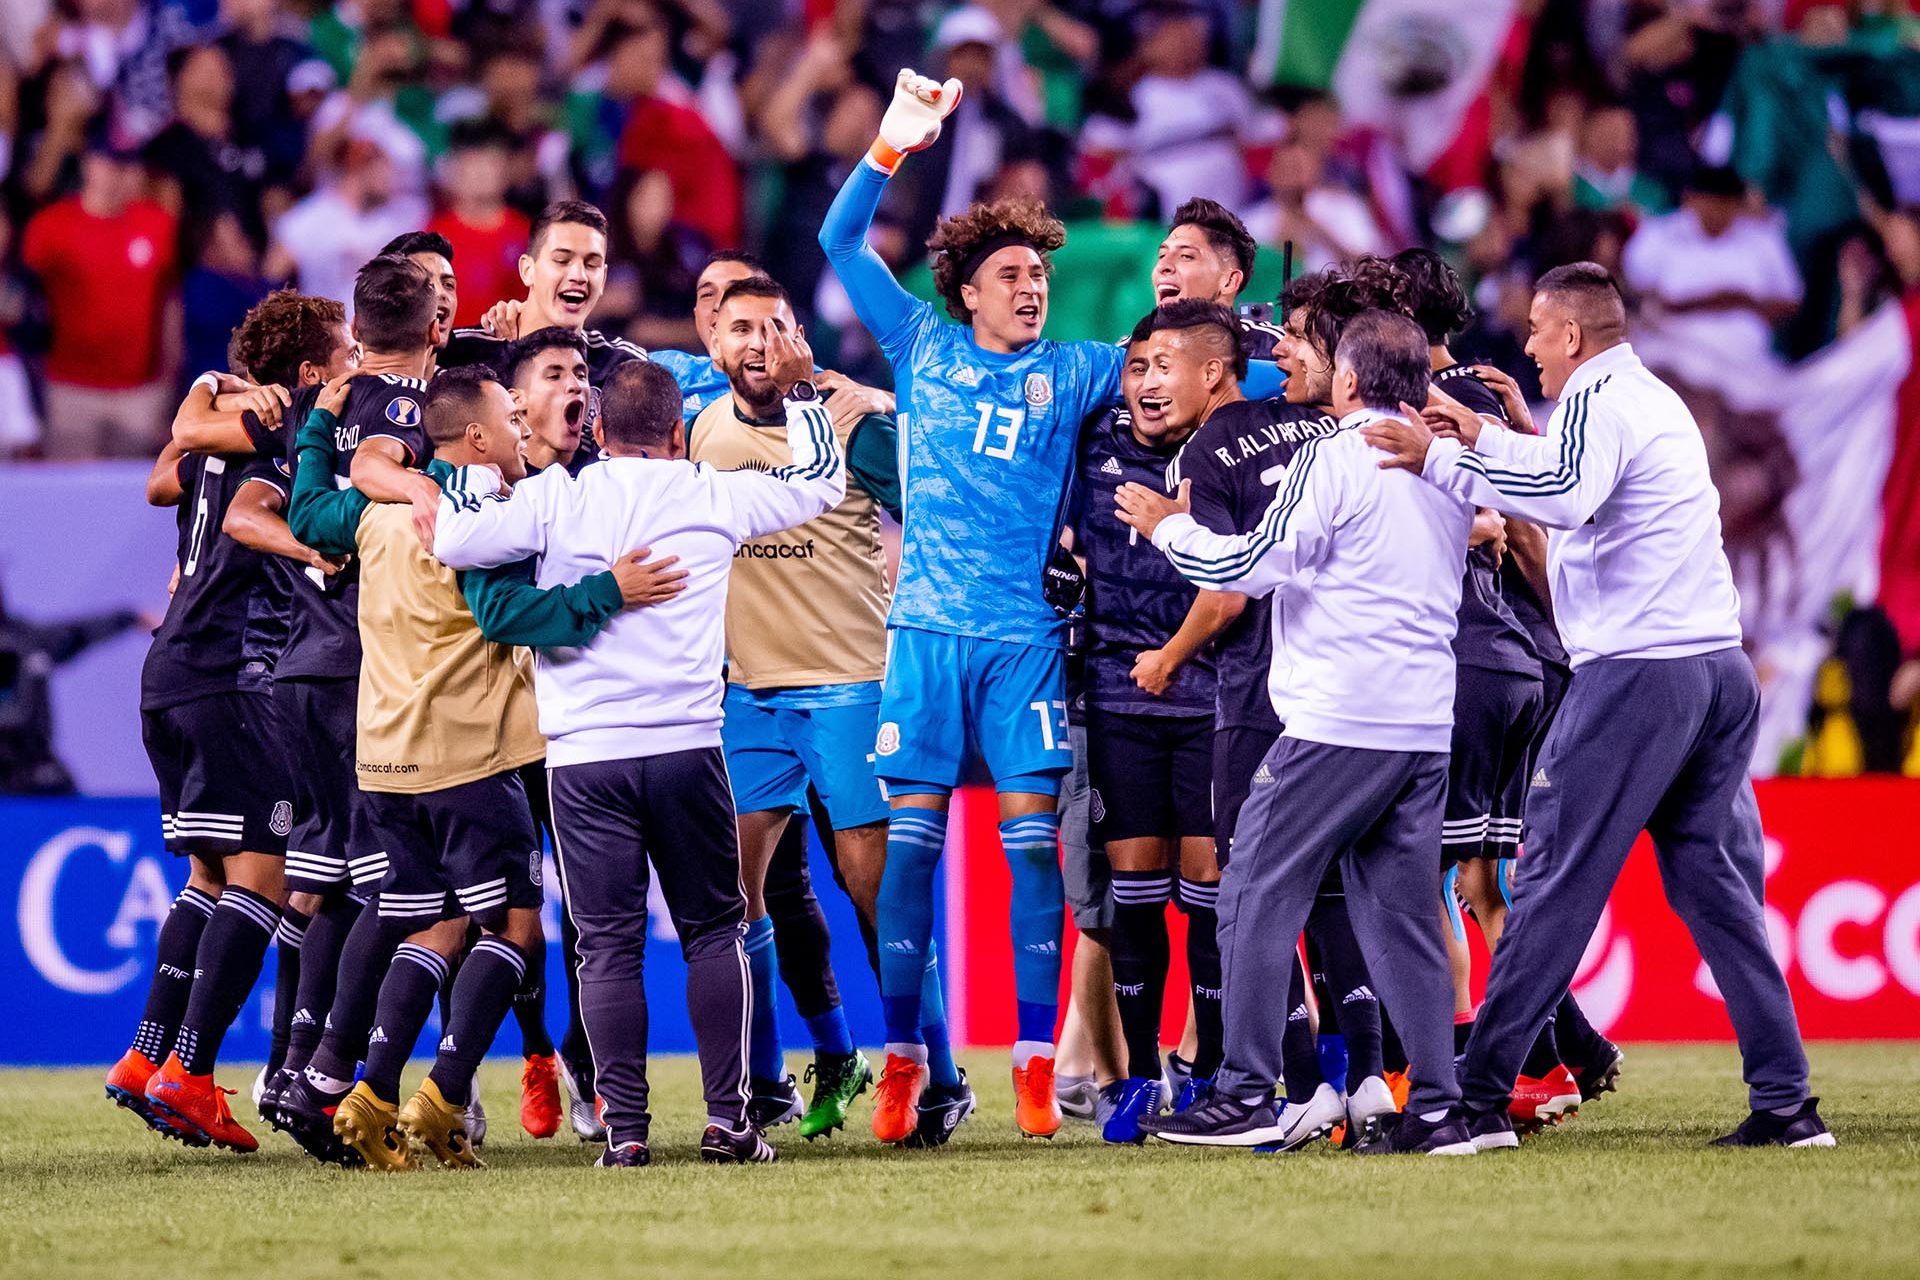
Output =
[
  {"x1": 875, "y1": 626, "x2": 1070, "y2": 791},
  {"x1": 722, "y1": 683, "x2": 890, "y2": 829}
]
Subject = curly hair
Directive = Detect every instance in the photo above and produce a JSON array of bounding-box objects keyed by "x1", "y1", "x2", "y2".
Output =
[
  {"x1": 1300, "y1": 255, "x2": 1415, "y2": 363},
  {"x1": 1391, "y1": 247, "x2": 1474, "y2": 344},
  {"x1": 927, "y1": 198, "x2": 1067, "y2": 321},
  {"x1": 227, "y1": 290, "x2": 348, "y2": 389}
]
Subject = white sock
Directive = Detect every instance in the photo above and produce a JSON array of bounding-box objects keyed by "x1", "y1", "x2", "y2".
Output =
[
  {"x1": 304, "y1": 1066, "x2": 353, "y2": 1095},
  {"x1": 1012, "y1": 1039, "x2": 1055, "y2": 1065},
  {"x1": 884, "y1": 1041, "x2": 928, "y2": 1067}
]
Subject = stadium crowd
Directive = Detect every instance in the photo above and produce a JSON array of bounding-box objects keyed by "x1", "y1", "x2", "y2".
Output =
[{"x1": 0, "y1": 0, "x2": 1913, "y2": 1173}]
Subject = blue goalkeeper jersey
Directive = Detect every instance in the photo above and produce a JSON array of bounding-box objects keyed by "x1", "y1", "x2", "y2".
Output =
[
  {"x1": 821, "y1": 162, "x2": 1124, "y2": 648},
  {"x1": 649, "y1": 348, "x2": 731, "y2": 423}
]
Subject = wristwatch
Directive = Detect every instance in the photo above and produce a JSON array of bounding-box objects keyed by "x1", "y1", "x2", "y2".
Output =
[{"x1": 784, "y1": 380, "x2": 819, "y2": 403}]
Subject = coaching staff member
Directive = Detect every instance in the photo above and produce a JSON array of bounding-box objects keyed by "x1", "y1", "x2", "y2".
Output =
[
  {"x1": 1366, "y1": 262, "x2": 1829, "y2": 1150},
  {"x1": 431, "y1": 327, "x2": 845, "y2": 1168}
]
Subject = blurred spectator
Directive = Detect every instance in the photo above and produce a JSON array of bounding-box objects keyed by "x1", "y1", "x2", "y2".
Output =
[
  {"x1": 609, "y1": 6, "x2": 739, "y2": 252},
  {"x1": 306, "y1": 23, "x2": 433, "y2": 198},
  {"x1": 1572, "y1": 102, "x2": 1670, "y2": 218},
  {"x1": 1244, "y1": 136, "x2": 1391, "y2": 273},
  {"x1": 264, "y1": 136, "x2": 428, "y2": 309},
  {"x1": 603, "y1": 167, "x2": 702, "y2": 349},
  {"x1": 0, "y1": 582, "x2": 145, "y2": 794},
  {"x1": 181, "y1": 210, "x2": 267, "y2": 383},
  {"x1": 20, "y1": 127, "x2": 178, "y2": 459},
  {"x1": 0, "y1": 210, "x2": 43, "y2": 455},
  {"x1": 142, "y1": 43, "x2": 269, "y2": 251},
  {"x1": 1080, "y1": 3, "x2": 1262, "y2": 220},
  {"x1": 32, "y1": 0, "x2": 199, "y2": 144},
  {"x1": 1623, "y1": 163, "x2": 1802, "y2": 363},
  {"x1": 426, "y1": 121, "x2": 529, "y2": 326},
  {"x1": 466, "y1": 47, "x2": 570, "y2": 216},
  {"x1": 212, "y1": 0, "x2": 314, "y2": 189}
]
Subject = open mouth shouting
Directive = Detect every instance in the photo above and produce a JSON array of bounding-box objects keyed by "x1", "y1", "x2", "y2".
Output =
[{"x1": 555, "y1": 285, "x2": 592, "y2": 316}]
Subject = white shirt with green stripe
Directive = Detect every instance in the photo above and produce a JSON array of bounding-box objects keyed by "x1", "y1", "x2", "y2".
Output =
[{"x1": 1420, "y1": 342, "x2": 1745, "y2": 668}]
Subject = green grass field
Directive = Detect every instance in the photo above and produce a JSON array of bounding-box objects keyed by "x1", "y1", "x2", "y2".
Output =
[{"x1": 3, "y1": 1044, "x2": 1917, "y2": 1279}]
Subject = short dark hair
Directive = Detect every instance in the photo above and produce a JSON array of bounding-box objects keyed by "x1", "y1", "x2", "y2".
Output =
[
  {"x1": 1302, "y1": 256, "x2": 1414, "y2": 363},
  {"x1": 423, "y1": 365, "x2": 502, "y2": 446},
  {"x1": 352, "y1": 254, "x2": 438, "y2": 353},
  {"x1": 381, "y1": 230, "x2": 455, "y2": 263},
  {"x1": 1279, "y1": 268, "x2": 1332, "y2": 319},
  {"x1": 1334, "y1": 310, "x2": 1431, "y2": 412},
  {"x1": 1685, "y1": 163, "x2": 1746, "y2": 199},
  {"x1": 1534, "y1": 261, "x2": 1628, "y2": 345},
  {"x1": 529, "y1": 200, "x2": 609, "y2": 255},
  {"x1": 445, "y1": 117, "x2": 515, "y2": 155},
  {"x1": 1391, "y1": 248, "x2": 1473, "y2": 344},
  {"x1": 597, "y1": 360, "x2": 682, "y2": 448},
  {"x1": 228, "y1": 290, "x2": 348, "y2": 389},
  {"x1": 1142, "y1": 297, "x2": 1247, "y2": 380},
  {"x1": 716, "y1": 275, "x2": 789, "y2": 313},
  {"x1": 502, "y1": 326, "x2": 588, "y2": 386},
  {"x1": 704, "y1": 248, "x2": 769, "y2": 276},
  {"x1": 1169, "y1": 197, "x2": 1257, "y2": 280}
]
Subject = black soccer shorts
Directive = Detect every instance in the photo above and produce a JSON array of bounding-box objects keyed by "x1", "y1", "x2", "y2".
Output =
[
  {"x1": 275, "y1": 677, "x2": 383, "y2": 894},
  {"x1": 364, "y1": 769, "x2": 542, "y2": 931},
  {"x1": 141, "y1": 690, "x2": 296, "y2": 858},
  {"x1": 1086, "y1": 708, "x2": 1214, "y2": 845},
  {"x1": 1444, "y1": 665, "x2": 1545, "y2": 864}
]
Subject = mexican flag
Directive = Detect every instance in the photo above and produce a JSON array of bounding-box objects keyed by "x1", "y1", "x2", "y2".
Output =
[{"x1": 1249, "y1": 0, "x2": 1518, "y2": 172}]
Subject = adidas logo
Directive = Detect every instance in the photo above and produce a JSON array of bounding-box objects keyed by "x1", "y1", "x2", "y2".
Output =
[
  {"x1": 1253, "y1": 763, "x2": 1275, "y2": 785},
  {"x1": 1024, "y1": 940, "x2": 1060, "y2": 956},
  {"x1": 884, "y1": 940, "x2": 920, "y2": 955},
  {"x1": 1343, "y1": 985, "x2": 1377, "y2": 1004},
  {"x1": 1101, "y1": 456, "x2": 1124, "y2": 476},
  {"x1": 439, "y1": 1034, "x2": 457, "y2": 1053},
  {"x1": 1287, "y1": 1003, "x2": 1310, "y2": 1022},
  {"x1": 368, "y1": 1026, "x2": 388, "y2": 1045},
  {"x1": 1531, "y1": 769, "x2": 1551, "y2": 789},
  {"x1": 291, "y1": 1009, "x2": 316, "y2": 1026}
]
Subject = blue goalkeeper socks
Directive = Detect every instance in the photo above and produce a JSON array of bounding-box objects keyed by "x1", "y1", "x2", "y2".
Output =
[
  {"x1": 744, "y1": 915, "x2": 784, "y2": 1080},
  {"x1": 878, "y1": 806, "x2": 948, "y2": 1046},
  {"x1": 919, "y1": 949, "x2": 960, "y2": 1088},
  {"x1": 1001, "y1": 811, "x2": 1063, "y2": 1046}
]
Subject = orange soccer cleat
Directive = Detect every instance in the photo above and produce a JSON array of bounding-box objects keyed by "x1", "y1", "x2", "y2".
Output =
[
  {"x1": 871, "y1": 1053, "x2": 928, "y2": 1144},
  {"x1": 1011, "y1": 1055, "x2": 1062, "y2": 1140},
  {"x1": 1509, "y1": 1064, "x2": 1582, "y2": 1133},
  {"x1": 1383, "y1": 1069, "x2": 1412, "y2": 1113},
  {"x1": 520, "y1": 1053, "x2": 562, "y2": 1139},
  {"x1": 143, "y1": 1053, "x2": 258, "y2": 1152}
]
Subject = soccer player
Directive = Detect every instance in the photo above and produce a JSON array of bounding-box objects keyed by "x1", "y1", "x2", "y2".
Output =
[
  {"x1": 687, "y1": 274, "x2": 918, "y2": 1139},
  {"x1": 1367, "y1": 263, "x2": 1830, "y2": 1150},
  {"x1": 1122, "y1": 310, "x2": 1478, "y2": 1155},
  {"x1": 1072, "y1": 302, "x2": 1236, "y2": 1143},
  {"x1": 665, "y1": 250, "x2": 766, "y2": 421},
  {"x1": 381, "y1": 229, "x2": 459, "y2": 366},
  {"x1": 105, "y1": 401, "x2": 304, "y2": 1153},
  {"x1": 1168, "y1": 270, "x2": 1391, "y2": 1151},
  {"x1": 441, "y1": 199, "x2": 645, "y2": 467},
  {"x1": 286, "y1": 365, "x2": 642, "y2": 1169},
  {"x1": 1150, "y1": 197, "x2": 1284, "y2": 362},
  {"x1": 433, "y1": 346, "x2": 845, "y2": 1168}
]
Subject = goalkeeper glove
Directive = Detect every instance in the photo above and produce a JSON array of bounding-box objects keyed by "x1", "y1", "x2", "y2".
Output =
[{"x1": 868, "y1": 69, "x2": 963, "y2": 175}]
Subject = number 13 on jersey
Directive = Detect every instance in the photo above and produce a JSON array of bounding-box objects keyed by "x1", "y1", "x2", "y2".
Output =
[{"x1": 973, "y1": 401, "x2": 1026, "y2": 460}]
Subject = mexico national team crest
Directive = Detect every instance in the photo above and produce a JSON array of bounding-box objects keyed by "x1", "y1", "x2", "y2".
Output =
[
  {"x1": 876, "y1": 722, "x2": 901, "y2": 757},
  {"x1": 529, "y1": 849, "x2": 543, "y2": 887},
  {"x1": 386, "y1": 396, "x2": 422, "y2": 429},
  {"x1": 1024, "y1": 373, "x2": 1052, "y2": 407},
  {"x1": 269, "y1": 801, "x2": 293, "y2": 837}
]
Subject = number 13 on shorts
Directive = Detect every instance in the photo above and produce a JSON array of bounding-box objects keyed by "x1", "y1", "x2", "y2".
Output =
[{"x1": 1030, "y1": 699, "x2": 1069, "y2": 751}]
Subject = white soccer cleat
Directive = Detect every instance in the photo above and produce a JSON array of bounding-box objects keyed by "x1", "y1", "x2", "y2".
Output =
[
  {"x1": 1261, "y1": 1082, "x2": 1347, "y2": 1153},
  {"x1": 1345, "y1": 1074, "x2": 1397, "y2": 1147}
]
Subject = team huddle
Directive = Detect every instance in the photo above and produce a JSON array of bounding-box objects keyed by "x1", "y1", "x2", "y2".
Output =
[{"x1": 101, "y1": 69, "x2": 1833, "y2": 1170}]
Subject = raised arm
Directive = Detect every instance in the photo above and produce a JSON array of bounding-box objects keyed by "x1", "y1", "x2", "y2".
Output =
[
  {"x1": 817, "y1": 69, "x2": 959, "y2": 350},
  {"x1": 1422, "y1": 405, "x2": 1626, "y2": 531}
]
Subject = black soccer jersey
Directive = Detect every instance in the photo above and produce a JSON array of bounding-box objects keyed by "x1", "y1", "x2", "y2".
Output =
[
  {"x1": 1435, "y1": 361, "x2": 1564, "y2": 675},
  {"x1": 140, "y1": 450, "x2": 293, "y2": 711},
  {"x1": 1168, "y1": 397, "x2": 1340, "y2": 731},
  {"x1": 1073, "y1": 409, "x2": 1215, "y2": 718},
  {"x1": 271, "y1": 373, "x2": 431, "y2": 681},
  {"x1": 1235, "y1": 311, "x2": 1283, "y2": 363},
  {"x1": 442, "y1": 324, "x2": 645, "y2": 470}
]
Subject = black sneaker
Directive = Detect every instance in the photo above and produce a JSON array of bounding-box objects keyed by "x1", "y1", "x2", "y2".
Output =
[
  {"x1": 1571, "y1": 1039, "x2": 1625, "y2": 1103},
  {"x1": 276, "y1": 1073, "x2": 359, "y2": 1166},
  {"x1": 1355, "y1": 1109, "x2": 1477, "y2": 1156},
  {"x1": 748, "y1": 1073, "x2": 805, "y2": 1129},
  {"x1": 1713, "y1": 1098, "x2": 1836, "y2": 1148},
  {"x1": 1139, "y1": 1089, "x2": 1285, "y2": 1146},
  {"x1": 701, "y1": 1121, "x2": 778, "y2": 1163},
  {"x1": 595, "y1": 1140, "x2": 651, "y2": 1168},
  {"x1": 258, "y1": 1067, "x2": 298, "y2": 1128},
  {"x1": 905, "y1": 1068, "x2": 976, "y2": 1148},
  {"x1": 1464, "y1": 1105, "x2": 1519, "y2": 1151}
]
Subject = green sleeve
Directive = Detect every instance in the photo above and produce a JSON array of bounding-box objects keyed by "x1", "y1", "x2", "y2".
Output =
[
  {"x1": 458, "y1": 556, "x2": 626, "y2": 649},
  {"x1": 287, "y1": 406, "x2": 368, "y2": 555},
  {"x1": 846, "y1": 413, "x2": 901, "y2": 521}
]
